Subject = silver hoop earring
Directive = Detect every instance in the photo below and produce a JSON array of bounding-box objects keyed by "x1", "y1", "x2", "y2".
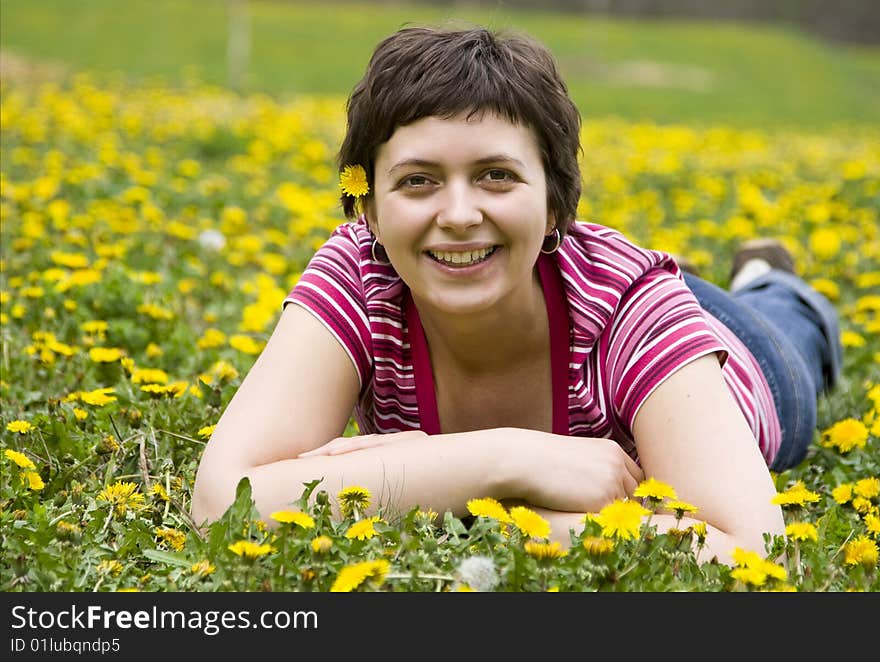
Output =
[
  {"x1": 371, "y1": 237, "x2": 389, "y2": 263},
  {"x1": 541, "y1": 227, "x2": 562, "y2": 254}
]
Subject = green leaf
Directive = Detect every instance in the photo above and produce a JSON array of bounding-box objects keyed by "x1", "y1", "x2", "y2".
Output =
[{"x1": 143, "y1": 549, "x2": 192, "y2": 567}]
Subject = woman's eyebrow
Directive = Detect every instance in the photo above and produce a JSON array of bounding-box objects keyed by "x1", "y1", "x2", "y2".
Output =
[{"x1": 388, "y1": 154, "x2": 526, "y2": 174}]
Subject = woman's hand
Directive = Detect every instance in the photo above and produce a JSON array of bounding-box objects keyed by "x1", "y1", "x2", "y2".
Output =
[
  {"x1": 508, "y1": 429, "x2": 644, "y2": 515},
  {"x1": 298, "y1": 430, "x2": 428, "y2": 457}
]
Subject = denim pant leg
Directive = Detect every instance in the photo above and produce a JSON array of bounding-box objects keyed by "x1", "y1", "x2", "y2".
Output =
[
  {"x1": 682, "y1": 272, "x2": 822, "y2": 471},
  {"x1": 733, "y1": 270, "x2": 843, "y2": 393}
]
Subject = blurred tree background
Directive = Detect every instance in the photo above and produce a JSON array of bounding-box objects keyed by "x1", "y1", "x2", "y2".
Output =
[{"x1": 1, "y1": 0, "x2": 878, "y2": 129}]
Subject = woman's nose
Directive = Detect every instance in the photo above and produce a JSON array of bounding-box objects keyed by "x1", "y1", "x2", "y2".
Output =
[{"x1": 435, "y1": 180, "x2": 483, "y2": 231}]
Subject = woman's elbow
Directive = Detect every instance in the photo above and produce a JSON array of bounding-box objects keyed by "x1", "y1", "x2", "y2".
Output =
[{"x1": 191, "y1": 463, "x2": 246, "y2": 527}]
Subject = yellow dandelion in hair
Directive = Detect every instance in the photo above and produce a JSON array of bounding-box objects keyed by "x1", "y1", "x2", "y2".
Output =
[
  {"x1": 330, "y1": 559, "x2": 389, "y2": 592},
  {"x1": 271, "y1": 510, "x2": 316, "y2": 529},
  {"x1": 6, "y1": 420, "x2": 34, "y2": 434},
  {"x1": 4, "y1": 448, "x2": 36, "y2": 469},
  {"x1": 339, "y1": 164, "x2": 369, "y2": 198},
  {"x1": 509, "y1": 506, "x2": 551, "y2": 539},
  {"x1": 594, "y1": 499, "x2": 651, "y2": 540},
  {"x1": 466, "y1": 497, "x2": 512, "y2": 523}
]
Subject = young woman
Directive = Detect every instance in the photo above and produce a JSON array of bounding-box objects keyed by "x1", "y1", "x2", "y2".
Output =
[{"x1": 191, "y1": 25, "x2": 842, "y2": 565}]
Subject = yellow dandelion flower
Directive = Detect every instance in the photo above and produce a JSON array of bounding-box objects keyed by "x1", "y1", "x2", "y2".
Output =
[
  {"x1": 229, "y1": 334, "x2": 264, "y2": 355},
  {"x1": 337, "y1": 485, "x2": 372, "y2": 518},
  {"x1": 311, "y1": 535, "x2": 333, "y2": 554},
  {"x1": 524, "y1": 540, "x2": 568, "y2": 560},
  {"x1": 509, "y1": 506, "x2": 551, "y2": 539},
  {"x1": 466, "y1": 497, "x2": 512, "y2": 523},
  {"x1": 864, "y1": 514, "x2": 880, "y2": 537},
  {"x1": 832, "y1": 483, "x2": 854, "y2": 504},
  {"x1": 809, "y1": 278, "x2": 839, "y2": 301},
  {"x1": 594, "y1": 499, "x2": 651, "y2": 540},
  {"x1": 854, "y1": 477, "x2": 880, "y2": 500},
  {"x1": 89, "y1": 347, "x2": 125, "y2": 363},
  {"x1": 731, "y1": 566, "x2": 767, "y2": 587},
  {"x1": 131, "y1": 368, "x2": 169, "y2": 384},
  {"x1": 97, "y1": 481, "x2": 146, "y2": 516},
  {"x1": 345, "y1": 516, "x2": 382, "y2": 540},
  {"x1": 73, "y1": 408, "x2": 88, "y2": 421},
  {"x1": 24, "y1": 471, "x2": 45, "y2": 491},
  {"x1": 330, "y1": 559, "x2": 389, "y2": 592},
  {"x1": 4, "y1": 448, "x2": 36, "y2": 469},
  {"x1": 843, "y1": 536, "x2": 878, "y2": 567},
  {"x1": 785, "y1": 522, "x2": 818, "y2": 542},
  {"x1": 852, "y1": 497, "x2": 873, "y2": 514},
  {"x1": 665, "y1": 499, "x2": 699, "y2": 518},
  {"x1": 633, "y1": 477, "x2": 677, "y2": 503},
  {"x1": 150, "y1": 483, "x2": 169, "y2": 502},
  {"x1": 271, "y1": 510, "x2": 316, "y2": 529},
  {"x1": 841, "y1": 331, "x2": 866, "y2": 348},
  {"x1": 228, "y1": 540, "x2": 273, "y2": 559},
  {"x1": 339, "y1": 164, "x2": 369, "y2": 198},
  {"x1": 190, "y1": 560, "x2": 216, "y2": 576},
  {"x1": 6, "y1": 420, "x2": 34, "y2": 434},
  {"x1": 97, "y1": 560, "x2": 124, "y2": 576},
  {"x1": 771, "y1": 481, "x2": 821, "y2": 507},
  {"x1": 821, "y1": 418, "x2": 869, "y2": 453},
  {"x1": 79, "y1": 387, "x2": 117, "y2": 406},
  {"x1": 155, "y1": 527, "x2": 186, "y2": 551},
  {"x1": 582, "y1": 536, "x2": 615, "y2": 555},
  {"x1": 197, "y1": 424, "x2": 216, "y2": 439}
]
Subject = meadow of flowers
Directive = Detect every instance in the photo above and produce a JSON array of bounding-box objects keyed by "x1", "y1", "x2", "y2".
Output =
[{"x1": 1, "y1": 70, "x2": 879, "y2": 592}]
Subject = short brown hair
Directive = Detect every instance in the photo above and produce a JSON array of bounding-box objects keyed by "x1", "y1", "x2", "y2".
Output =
[{"x1": 337, "y1": 24, "x2": 583, "y2": 233}]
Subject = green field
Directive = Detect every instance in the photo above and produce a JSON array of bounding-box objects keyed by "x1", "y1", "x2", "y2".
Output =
[{"x1": 2, "y1": 0, "x2": 880, "y2": 129}]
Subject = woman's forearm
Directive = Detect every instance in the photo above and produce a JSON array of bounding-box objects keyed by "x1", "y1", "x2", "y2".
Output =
[{"x1": 193, "y1": 428, "x2": 522, "y2": 525}]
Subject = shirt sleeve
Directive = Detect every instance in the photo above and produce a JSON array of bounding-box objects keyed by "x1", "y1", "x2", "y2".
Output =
[
  {"x1": 282, "y1": 225, "x2": 372, "y2": 389},
  {"x1": 604, "y1": 268, "x2": 729, "y2": 431}
]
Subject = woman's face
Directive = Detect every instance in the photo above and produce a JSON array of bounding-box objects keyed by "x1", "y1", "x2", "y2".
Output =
[{"x1": 368, "y1": 112, "x2": 555, "y2": 316}]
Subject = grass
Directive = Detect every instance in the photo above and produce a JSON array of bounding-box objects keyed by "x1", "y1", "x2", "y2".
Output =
[{"x1": 1, "y1": 0, "x2": 880, "y2": 129}]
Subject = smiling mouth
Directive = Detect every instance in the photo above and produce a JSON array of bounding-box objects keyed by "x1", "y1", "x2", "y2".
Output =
[{"x1": 426, "y1": 246, "x2": 500, "y2": 267}]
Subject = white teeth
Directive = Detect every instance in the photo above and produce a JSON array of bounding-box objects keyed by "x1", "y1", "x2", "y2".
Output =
[{"x1": 428, "y1": 247, "x2": 496, "y2": 266}]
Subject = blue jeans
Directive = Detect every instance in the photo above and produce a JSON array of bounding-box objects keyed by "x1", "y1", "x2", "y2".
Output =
[{"x1": 683, "y1": 271, "x2": 843, "y2": 471}]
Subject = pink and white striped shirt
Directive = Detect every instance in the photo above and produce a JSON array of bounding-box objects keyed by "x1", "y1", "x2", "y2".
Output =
[{"x1": 283, "y1": 217, "x2": 782, "y2": 466}]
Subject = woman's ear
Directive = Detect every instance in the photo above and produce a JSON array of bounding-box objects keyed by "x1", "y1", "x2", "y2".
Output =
[
  {"x1": 364, "y1": 198, "x2": 380, "y2": 241},
  {"x1": 545, "y1": 212, "x2": 557, "y2": 237}
]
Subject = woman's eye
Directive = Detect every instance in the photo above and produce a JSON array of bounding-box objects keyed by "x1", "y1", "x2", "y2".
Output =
[
  {"x1": 484, "y1": 169, "x2": 513, "y2": 182},
  {"x1": 401, "y1": 175, "x2": 430, "y2": 187}
]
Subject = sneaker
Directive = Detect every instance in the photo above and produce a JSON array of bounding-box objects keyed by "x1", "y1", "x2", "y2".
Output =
[{"x1": 730, "y1": 238, "x2": 795, "y2": 291}]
